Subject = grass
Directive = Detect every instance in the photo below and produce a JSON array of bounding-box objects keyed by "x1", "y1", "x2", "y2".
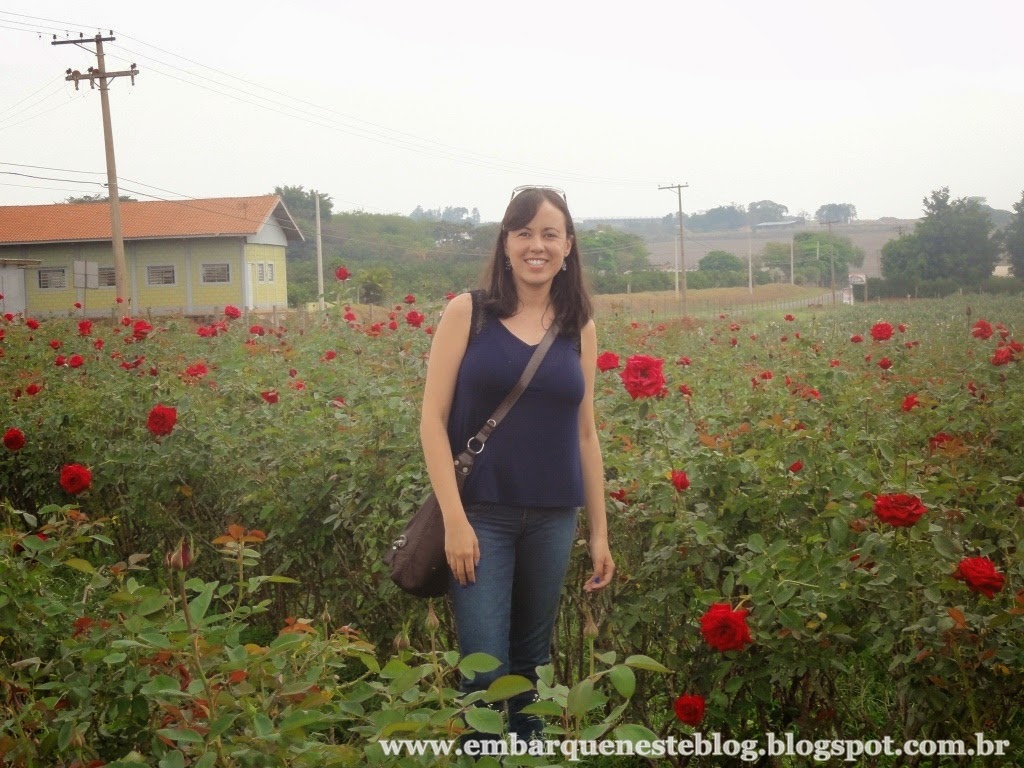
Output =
[{"x1": 592, "y1": 284, "x2": 835, "y2": 322}]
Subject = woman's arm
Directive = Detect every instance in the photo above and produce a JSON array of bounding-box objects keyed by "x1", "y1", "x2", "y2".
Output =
[
  {"x1": 578, "y1": 318, "x2": 615, "y2": 592},
  {"x1": 419, "y1": 292, "x2": 480, "y2": 586}
]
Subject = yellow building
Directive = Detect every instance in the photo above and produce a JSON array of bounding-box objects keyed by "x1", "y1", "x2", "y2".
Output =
[{"x1": 0, "y1": 195, "x2": 303, "y2": 317}]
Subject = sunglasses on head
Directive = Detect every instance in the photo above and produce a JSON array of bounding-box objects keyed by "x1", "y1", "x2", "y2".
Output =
[{"x1": 509, "y1": 185, "x2": 567, "y2": 203}]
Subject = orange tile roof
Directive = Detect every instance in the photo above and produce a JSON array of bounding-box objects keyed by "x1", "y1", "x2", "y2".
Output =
[{"x1": 0, "y1": 195, "x2": 304, "y2": 245}]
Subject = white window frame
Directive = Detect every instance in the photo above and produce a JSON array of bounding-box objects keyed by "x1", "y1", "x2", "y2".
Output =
[
  {"x1": 97, "y1": 266, "x2": 116, "y2": 288},
  {"x1": 256, "y1": 262, "x2": 276, "y2": 284},
  {"x1": 201, "y1": 262, "x2": 231, "y2": 284},
  {"x1": 37, "y1": 267, "x2": 67, "y2": 290},
  {"x1": 146, "y1": 265, "x2": 177, "y2": 287}
]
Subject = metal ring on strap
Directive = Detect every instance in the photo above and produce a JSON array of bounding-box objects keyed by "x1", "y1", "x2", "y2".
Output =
[{"x1": 466, "y1": 436, "x2": 485, "y2": 455}]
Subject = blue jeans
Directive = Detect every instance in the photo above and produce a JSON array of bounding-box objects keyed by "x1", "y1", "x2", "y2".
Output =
[{"x1": 450, "y1": 503, "x2": 578, "y2": 741}]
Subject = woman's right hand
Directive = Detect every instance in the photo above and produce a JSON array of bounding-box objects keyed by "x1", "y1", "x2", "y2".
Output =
[{"x1": 445, "y1": 516, "x2": 480, "y2": 586}]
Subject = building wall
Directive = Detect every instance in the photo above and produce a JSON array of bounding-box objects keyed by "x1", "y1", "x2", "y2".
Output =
[
  {"x1": 244, "y1": 243, "x2": 288, "y2": 309},
  {"x1": 3, "y1": 236, "x2": 290, "y2": 316},
  {"x1": 189, "y1": 238, "x2": 246, "y2": 312}
]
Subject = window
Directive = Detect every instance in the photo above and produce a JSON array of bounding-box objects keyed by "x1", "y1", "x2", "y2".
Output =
[
  {"x1": 98, "y1": 266, "x2": 116, "y2": 288},
  {"x1": 256, "y1": 262, "x2": 275, "y2": 283},
  {"x1": 38, "y1": 268, "x2": 67, "y2": 290},
  {"x1": 202, "y1": 263, "x2": 230, "y2": 283},
  {"x1": 146, "y1": 265, "x2": 176, "y2": 286}
]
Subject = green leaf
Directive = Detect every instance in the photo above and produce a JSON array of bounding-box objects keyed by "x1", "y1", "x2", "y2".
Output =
[
  {"x1": 63, "y1": 558, "x2": 95, "y2": 574},
  {"x1": 103, "y1": 652, "x2": 127, "y2": 664},
  {"x1": 536, "y1": 663, "x2": 554, "y2": 687},
  {"x1": 465, "y1": 706, "x2": 503, "y2": 735},
  {"x1": 156, "y1": 728, "x2": 204, "y2": 744},
  {"x1": 482, "y1": 675, "x2": 533, "y2": 703},
  {"x1": 194, "y1": 754, "x2": 217, "y2": 768},
  {"x1": 724, "y1": 676, "x2": 744, "y2": 694},
  {"x1": 209, "y1": 713, "x2": 239, "y2": 739},
  {"x1": 158, "y1": 751, "x2": 186, "y2": 768},
  {"x1": 607, "y1": 665, "x2": 636, "y2": 698},
  {"x1": 279, "y1": 709, "x2": 328, "y2": 732},
  {"x1": 458, "y1": 652, "x2": 501, "y2": 679},
  {"x1": 188, "y1": 584, "x2": 214, "y2": 624},
  {"x1": 746, "y1": 533, "x2": 765, "y2": 553},
  {"x1": 520, "y1": 700, "x2": 563, "y2": 716},
  {"x1": 137, "y1": 595, "x2": 170, "y2": 616},
  {"x1": 613, "y1": 724, "x2": 659, "y2": 743},
  {"x1": 624, "y1": 654, "x2": 670, "y2": 673},
  {"x1": 253, "y1": 713, "x2": 274, "y2": 738},
  {"x1": 567, "y1": 679, "x2": 597, "y2": 718},
  {"x1": 932, "y1": 533, "x2": 957, "y2": 560},
  {"x1": 140, "y1": 675, "x2": 187, "y2": 697}
]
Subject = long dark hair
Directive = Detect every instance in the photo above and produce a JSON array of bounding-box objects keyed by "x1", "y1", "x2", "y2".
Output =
[{"x1": 480, "y1": 188, "x2": 592, "y2": 337}]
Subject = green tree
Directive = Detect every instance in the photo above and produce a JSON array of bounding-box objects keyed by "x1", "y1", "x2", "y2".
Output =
[
  {"x1": 699, "y1": 250, "x2": 745, "y2": 272},
  {"x1": 761, "y1": 232, "x2": 864, "y2": 287},
  {"x1": 273, "y1": 185, "x2": 333, "y2": 222},
  {"x1": 577, "y1": 229, "x2": 649, "y2": 273},
  {"x1": 63, "y1": 194, "x2": 137, "y2": 204},
  {"x1": 880, "y1": 188, "x2": 999, "y2": 285},
  {"x1": 1000, "y1": 191, "x2": 1024, "y2": 278},
  {"x1": 358, "y1": 267, "x2": 393, "y2": 306},
  {"x1": 746, "y1": 200, "x2": 789, "y2": 226},
  {"x1": 814, "y1": 203, "x2": 857, "y2": 224},
  {"x1": 685, "y1": 205, "x2": 748, "y2": 232}
]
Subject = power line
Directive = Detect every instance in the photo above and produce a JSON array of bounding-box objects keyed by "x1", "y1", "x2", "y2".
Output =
[
  {"x1": 0, "y1": 98, "x2": 79, "y2": 133},
  {"x1": 0, "y1": 161, "x2": 105, "y2": 175}
]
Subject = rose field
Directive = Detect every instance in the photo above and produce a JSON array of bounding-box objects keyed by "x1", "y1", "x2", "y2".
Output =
[{"x1": 1, "y1": 292, "x2": 1023, "y2": 767}]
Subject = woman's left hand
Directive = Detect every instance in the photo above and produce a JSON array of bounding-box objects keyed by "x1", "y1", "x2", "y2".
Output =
[{"x1": 584, "y1": 536, "x2": 615, "y2": 592}]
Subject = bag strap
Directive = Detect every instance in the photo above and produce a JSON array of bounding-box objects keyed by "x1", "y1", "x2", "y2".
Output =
[{"x1": 452, "y1": 312, "x2": 561, "y2": 485}]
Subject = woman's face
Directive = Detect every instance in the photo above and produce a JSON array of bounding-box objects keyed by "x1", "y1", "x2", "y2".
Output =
[{"x1": 504, "y1": 200, "x2": 573, "y2": 291}]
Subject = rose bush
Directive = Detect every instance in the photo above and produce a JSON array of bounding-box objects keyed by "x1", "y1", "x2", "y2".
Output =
[{"x1": 1, "y1": 293, "x2": 1022, "y2": 765}]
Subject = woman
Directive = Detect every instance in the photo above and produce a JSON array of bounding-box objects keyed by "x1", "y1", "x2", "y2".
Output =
[{"x1": 419, "y1": 186, "x2": 615, "y2": 743}]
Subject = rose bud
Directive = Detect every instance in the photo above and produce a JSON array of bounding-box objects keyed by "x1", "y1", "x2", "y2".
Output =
[
  {"x1": 164, "y1": 537, "x2": 194, "y2": 571},
  {"x1": 425, "y1": 603, "x2": 440, "y2": 632}
]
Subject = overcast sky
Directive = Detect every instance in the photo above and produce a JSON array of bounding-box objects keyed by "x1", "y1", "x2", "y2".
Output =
[{"x1": 2, "y1": 0, "x2": 1022, "y2": 223}]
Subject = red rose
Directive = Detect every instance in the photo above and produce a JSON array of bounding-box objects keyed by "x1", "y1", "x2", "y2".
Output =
[
  {"x1": 596, "y1": 351, "x2": 620, "y2": 372},
  {"x1": 261, "y1": 390, "x2": 279, "y2": 404},
  {"x1": 26, "y1": 318, "x2": 40, "y2": 330},
  {"x1": 829, "y1": 359, "x2": 841, "y2": 367},
  {"x1": 249, "y1": 324, "x2": 265, "y2": 336},
  {"x1": 334, "y1": 266, "x2": 351, "y2": 281},
  {"x1": 133, "y1": 320, "x2": 153, "y2": 340},
  {"x1": 789, "y1": 460, "x2": 803, "y2": 473},
  {"x1": 971, "y1": 319, "x2": 993, "y2": 340},
  {"x1": 953, "y1": 556, "x2": 1005, "y2": 599},
  {"x1": 403, "y1": 294, "x2": 416, "y2": 304},
  {"x1": 870, "y1": 322, "x2": 894, "y2": 341},
  {"x1": 877, "y1": 357, "x2": 892, "y2": 370},
  {"x1": 3, "y1": 427, "x2": 25, "y2": 452},
  {"x1": 679, "y1": 383, "x2": 692, "y2": 397},
  {"x1": 445, "y1": 291, "x2": 456, "y2": 300},
  {"x1": 619, "y1": 355, "x2": 666, "y2": 400},
  {"x1": 671, "y1": 470, "x2": 690, "y2": 492},
  {"x1": 699, "y1": 602, "x2": 753, "y2": 652},
  {"x1": 928, "y1": 432, "x2": 955, "y2": 452},
  {"x1": 850, "y1": 334, "x2": 863, "y2": 343},
  {"x1": 224, "y1": 305, "x2": 241, "y2": 319},
  {"x1": 677, "y1": 356, "x2": 691, "y2": 366},
  {"x1": 146, "y1": 404, "x2": 177, "y2": 436},
  {"x1": 901, "y1": 394, "x2": 919, "y2": 411},
  {"x1": 60, "y1": 463, "x2": 92, "y2": 495},
  {"x1": 322, "y1": 350, "x2": 337, "y2": 361},
  {"x1": 68, "y1": 354, "x2": 84, "y2": 369},
  {"x1": 784, "y1": 314, "x2": 795, "y2": 321},
  {"x1": 54, "y1": 355, "x2": 66, "y2": 367},
  {"x1": 609, "y1": 488, "x2": 628, "y2": 504},
  {"x1": 49, "y1": 339, "x2": 62, "y2": 350},
  {"x1": 344, "y1": 311, "x2": 357, "y2": 322},
  {"x1": 78, "y1": 320, "x2": 92, "y2": 337},
  {"x1": 26, "y1": 383, "x2": 42, "y2": 396},
  {"x1": 115, "y1": 296, "x2": 124, "y2": 304},
  {"x1": 388, "y1": 321, "x2": 398, "y2": 331},
  {"x1": 673, "y1": 694, "x2": 705, "y2": 726},
  {"x1": 185, "y1": 363, "x2": 208, "y2": 378},
  {"x1": 164, "y1": 537, "x2": 194, "y2": 572},
  {"x1": 991, "y1": 347, "x2": 1014, "y2": 366},
  {"x1": 873, "y1": 493, "x2": 926, "y2": 527},
  {"x1": 405, "y1": 310, "x2": 425, "y2": 328}
]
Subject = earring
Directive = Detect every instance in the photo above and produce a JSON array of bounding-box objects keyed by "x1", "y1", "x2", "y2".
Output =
[
  {"x1": 561, "y1": 259, "x2": 568, "y2": 272},
  {"x1": 505, "y1": 257, "x2": 512, "y2": 271}
]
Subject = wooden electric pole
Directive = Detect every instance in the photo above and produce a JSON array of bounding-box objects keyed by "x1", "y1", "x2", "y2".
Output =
[
  {"x1": 53, "y1": 33, "x2": 139, "y2": 305},
  {"x1": 315, "y1": 190, "x2": 325, "y2": 311},
  {"x1": 659, "y1": 183, "x2": 689, "y2": 317}
]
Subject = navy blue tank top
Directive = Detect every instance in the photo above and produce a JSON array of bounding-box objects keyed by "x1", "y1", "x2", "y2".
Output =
[{"x1": 446, "y1": 302, "x2": 585, "y2": 507}]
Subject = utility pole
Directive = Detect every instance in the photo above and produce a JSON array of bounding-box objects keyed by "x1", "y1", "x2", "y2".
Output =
[
  {"x1": 790, "y1": 235, "x2": 795, "y2": 285},
  {"x1": 747, "y1": 227, "x2": 753, "y2": 295},
  {"x1": 314, "y1": 190, "x2": 325, "y2": 312},
  {"x1": 53, "y1": 33, "x2": 139, "y2": 305},
  {"x1": 659, "y1": 183, "x2": 689, "y2": 316}
]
